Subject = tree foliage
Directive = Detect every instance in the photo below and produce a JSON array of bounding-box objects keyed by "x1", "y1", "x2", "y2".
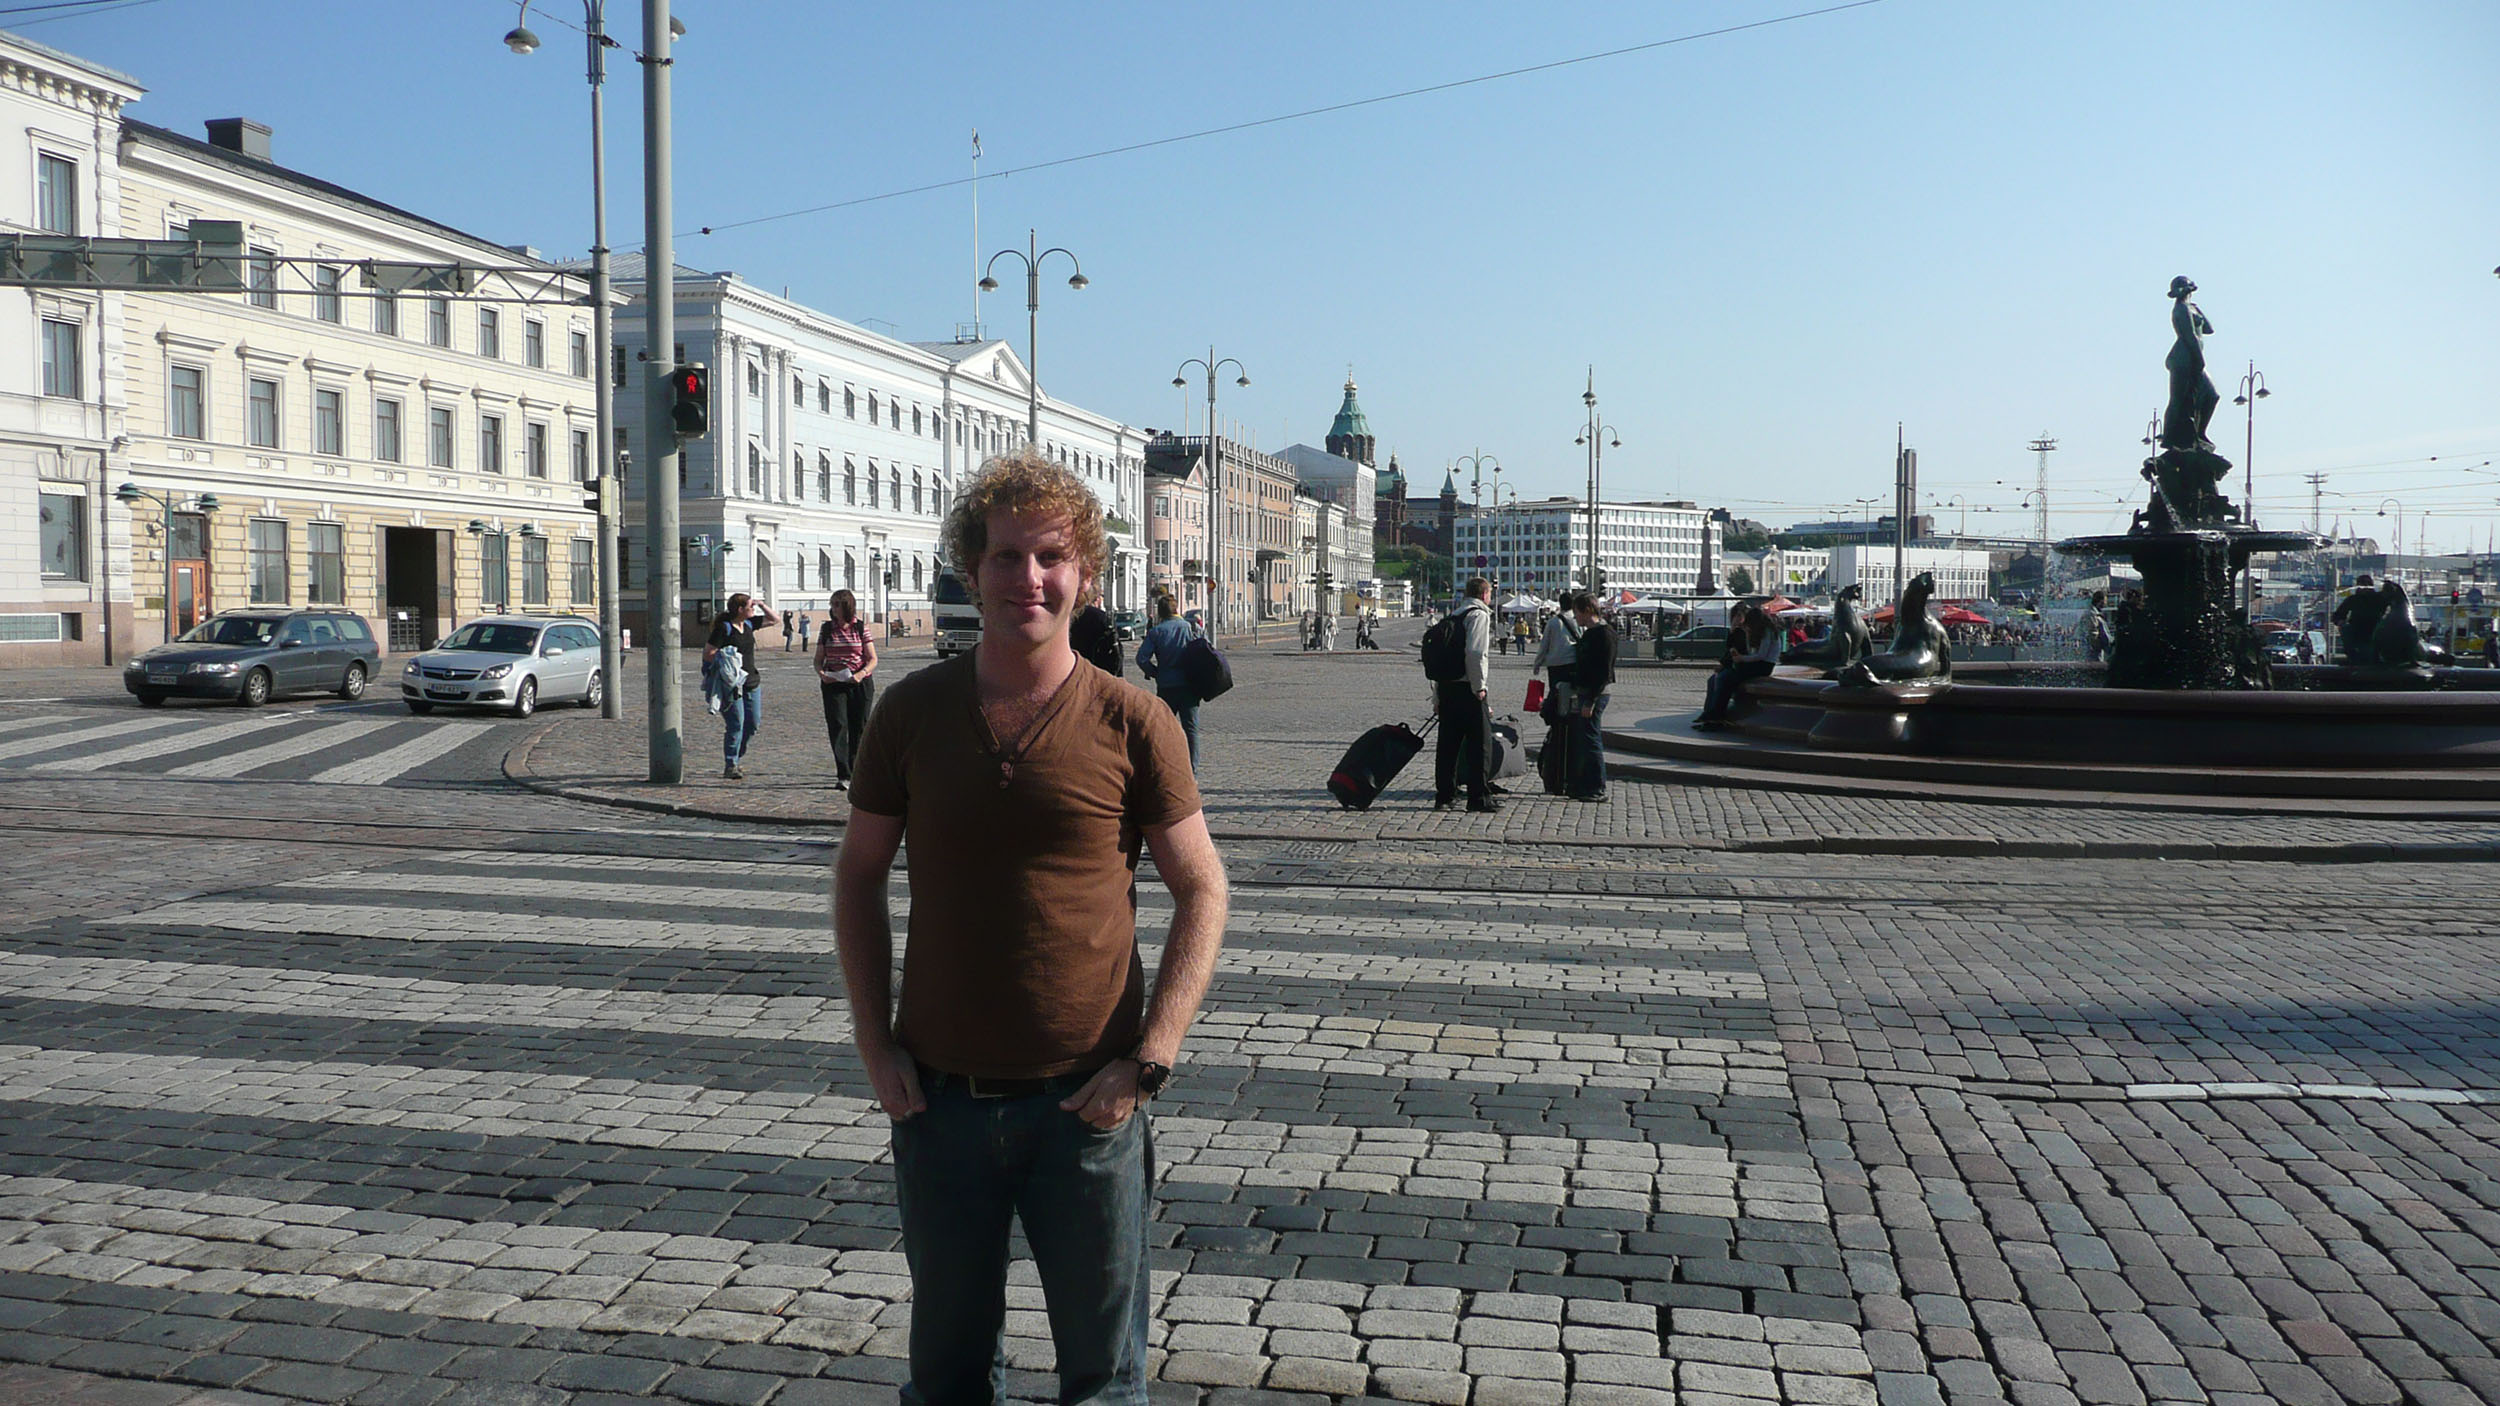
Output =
[{"x1": 1725, "y1": 565, "x2": 1757, "y2": 595}]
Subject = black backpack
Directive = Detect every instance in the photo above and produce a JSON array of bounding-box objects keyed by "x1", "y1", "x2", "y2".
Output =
[{"x1": 1421, "y1": 610, "x2": 1469, "y2": 683}]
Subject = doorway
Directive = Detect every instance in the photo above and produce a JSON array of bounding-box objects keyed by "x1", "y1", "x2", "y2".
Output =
[
  {"x1": 380, "y1": 526, "x2": 451, "y2": 652},
  {"x1": 168, "y1": 512, "x2": 209, "y2": 638}
]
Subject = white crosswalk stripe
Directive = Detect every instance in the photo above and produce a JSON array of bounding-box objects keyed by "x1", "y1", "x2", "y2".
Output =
[
  {"x1": 307, "y1": 720, "x2": 492, "y2": 784},
  {"x1": 159, "y1": 717, "x2": 395, "y2": 778},
  {"x1": 27, "y1": 712, "x2": 306, "y2": 773},
  {"x1": 0, "y1": 711, "x2": 75, "y2": 739},
  {"x1": 0, "y1": 714, "x2": 180, "y2": 763}
]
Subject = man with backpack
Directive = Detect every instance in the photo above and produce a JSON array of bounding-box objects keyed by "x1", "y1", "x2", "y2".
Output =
[
  {"x1": 1136, "y1": 593, "x2": 1203, "y2": 767},
  {"x1": 1425, "y1": 577, "x2": 1497, "y2": 813}
]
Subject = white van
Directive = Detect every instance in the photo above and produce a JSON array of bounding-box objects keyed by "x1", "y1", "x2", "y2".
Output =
[{"x1": 933, "y1": 570, "x2": 982, "y2": 657}]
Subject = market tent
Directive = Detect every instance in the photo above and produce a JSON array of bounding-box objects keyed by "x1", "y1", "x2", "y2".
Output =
[
  {"x1": 1755, "y1": 596, "x2": 1803, "y2": 615},
  {"x1": 1612, "y1": 591, "x2": 1650, "y2": 610},
  {"x1": 1498, "y1": 593, "x2": 1547, "y2": 615},
  {"x1": 1866, "y1": 603, "x2": 1994, "y2": 625}
]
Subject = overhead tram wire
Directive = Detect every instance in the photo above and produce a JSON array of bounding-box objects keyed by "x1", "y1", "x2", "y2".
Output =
[
  {"x1": 0, "y1": 0, "x2": 169, "y2": 22},
  {"x1": 669, "y1": 0, "x2": 1887, "y2": 242}
]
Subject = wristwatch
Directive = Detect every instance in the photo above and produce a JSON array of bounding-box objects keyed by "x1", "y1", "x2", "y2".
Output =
[{"x1": 1127, "y1": 1048, "x2": 1173, "y2": 1097}]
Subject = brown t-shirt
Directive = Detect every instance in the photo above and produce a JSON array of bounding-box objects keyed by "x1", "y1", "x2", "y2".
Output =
[{"x1": 848, "y1": 652, "x2": 1202, "y2": 1078}]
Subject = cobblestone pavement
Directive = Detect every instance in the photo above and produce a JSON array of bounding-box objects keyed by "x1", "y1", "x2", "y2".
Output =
[{"x1": 0, "y1": 635, "x2": 2492, "y2": 1405}]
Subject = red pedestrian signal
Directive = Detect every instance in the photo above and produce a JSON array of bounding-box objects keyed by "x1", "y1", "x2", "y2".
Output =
[{"x1": 670, "y1": 364, "x2": 709, "y2": 438}]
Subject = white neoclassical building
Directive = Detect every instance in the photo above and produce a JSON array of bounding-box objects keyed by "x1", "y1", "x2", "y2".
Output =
[
  {"x1": 605, "y1": 260, "x2": 1149, "y2": 636},
  {"x1": 113, "y1": 118, "x2": 606, "y2": 655},
  {"x1": 0, "y1": 31, "x2": 141, "y2": 664},
  {"x1": 1827, "y1": 544, "x2": 1992, "y2": 603}
]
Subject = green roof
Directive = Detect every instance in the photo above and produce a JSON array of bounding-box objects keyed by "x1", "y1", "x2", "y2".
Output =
[{"x1": 1328, "y1": 378, "x2": 1371, "y2": 440}]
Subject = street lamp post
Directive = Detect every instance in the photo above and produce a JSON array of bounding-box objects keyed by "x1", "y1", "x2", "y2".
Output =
[
  {"x1": 2233, "y1": 362, "x2": 2271, "y2": 612},
  {"x1": 690, "y1": 533, "x2": 732, "y2": 618},
  {"x1": 1174, "y1": 351, "x2": 1248, "y2": 635},
  {"x1": 506, "y1": 0, "x2": 625, "y2": 719},
  {"x1": 981, "y1": 230, "x2": 1087, "y2": 448},
  {"x1": 1575, "y1": 372, "x2": 1620, "y2": 592},
  {"x1": 113, "y1": 482, "x2": 219, "y2": 644},
  {"x1": 2378, "y1": 499, "x2": 2405, "y2": 586},
  {"x1": 1459, "y1": 449, "x2": 1499, "y2": 592}
]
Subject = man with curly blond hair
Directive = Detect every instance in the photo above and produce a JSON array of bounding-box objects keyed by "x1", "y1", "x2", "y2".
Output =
[{"x1": 835, "y1": 449, "x2": 1229, "y2": 1406}]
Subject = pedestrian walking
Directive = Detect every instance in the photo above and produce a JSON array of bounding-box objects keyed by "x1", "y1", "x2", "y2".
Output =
[
  {"x1": 1694, "y1": 602, "x2": 1777, "y2": 731},
  {"x1": 1135, "y1": 594, "x2": 1201, "y2": 767},
  {"x1": 1071, "y1": 587, "x2": 1123, "y2": 676},
  {"x1": 798, "y1": 611, "x2": 812, "y2": 649},
  {"x1": 2082, "y1": 590, "x2": 2111, "y2": 663},
  {"x1": 781, "y1": 611, "x2": 796, "y2": 652},
  {"x1": 1530, "y1": 595, "x2": 1582, "y2": 795},
  {"x1": 834, "y1": 449, "x2": 1229, "y2": 1406},
  {"x1": 704, "y1": 592, "x2": 781, "y2": 779},
  {"x1": 1430, "y1": 577, "x2": 1497, "y2": 813},
  {"x1": 815, "y1": 589, "x2": 877, "y2": 791},
  {"x1": 1511, "y1": 615, "x2": 1532, "y2": 656},
  {"x1": 1318, "y1": 610, "x2": 1338, "y2": 652},
  {"x1": 1565, "y1": 590, "x2": 1616, "y2": 801}
]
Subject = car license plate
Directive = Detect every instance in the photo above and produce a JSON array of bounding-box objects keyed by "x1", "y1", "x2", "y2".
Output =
[
  {"x1": 148, "y1": 672, "x2": 178, "y2": 684},
  {"x1": 427, "y1": 688, "x2": 465, "y2": 700}
]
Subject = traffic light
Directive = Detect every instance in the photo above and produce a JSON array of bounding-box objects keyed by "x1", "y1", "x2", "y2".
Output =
[
  {"x1": 669, "y1": 364, "x2": 709, "y2": 438},
  {"x1": 581, "y1": 477, "x2": 604, "y2": 515}
]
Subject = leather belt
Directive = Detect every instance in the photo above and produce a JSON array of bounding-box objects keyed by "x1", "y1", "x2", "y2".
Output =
[{"x1": 917, "y1": 1062, "x2": 1100, "y2": 1100}]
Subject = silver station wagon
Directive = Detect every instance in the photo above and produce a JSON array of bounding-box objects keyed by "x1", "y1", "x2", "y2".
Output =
[{"x1": 400, "y1": 615, "x2": 605, "y2": 718}]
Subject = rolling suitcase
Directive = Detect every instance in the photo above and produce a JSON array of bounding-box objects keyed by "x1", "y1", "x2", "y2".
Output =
[{"x1": 1327, "y1": 716, "x2": 1433, "y2": 810}]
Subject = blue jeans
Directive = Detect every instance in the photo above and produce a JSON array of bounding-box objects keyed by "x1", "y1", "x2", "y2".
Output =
[
  {"x1": 1568, "y1": 691, "x2": 1609, "y2": 798},
  {"x1": 721, "y1": 690, "x2": 760, "y2": 764},
  {"x1": 894, "y1": 1069, "x2": 1153, "y2": 1406},
  {"x1": 1157, "y1": 685, "x2": 1200, "y2": 768}
]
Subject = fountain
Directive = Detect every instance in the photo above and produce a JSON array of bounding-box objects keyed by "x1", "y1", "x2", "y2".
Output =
[{"x1": 1612, "y1": 278, "x2": 2500, "y2": 800}]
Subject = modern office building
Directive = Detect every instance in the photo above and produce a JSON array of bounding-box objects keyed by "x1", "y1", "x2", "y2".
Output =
[{"x1": 1453, "y1": 496, "x2": 1722, "y2": 600}]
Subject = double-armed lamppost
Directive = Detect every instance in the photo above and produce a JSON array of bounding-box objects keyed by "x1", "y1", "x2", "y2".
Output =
[
  {"x1": 1174, "y1": 351, "x2": 1248, "y2": 634},
  {"x1": 114, "y1": 481, "x2": 219, "y2": 644},
  {"x1": 1458, "y1": 449, "x2": 1500, "y2": 588},
  {"x1": 504, "y1": 0, "x2": 637, "y2": 718},
  {"x1": 1576, "y1": 373, "x2": 1621, "y2": 591},
  {"x1": 982, "y1": 230, "x2": 1087, "y2": 447}
]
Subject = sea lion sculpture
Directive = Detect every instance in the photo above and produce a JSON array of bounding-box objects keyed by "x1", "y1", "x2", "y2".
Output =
[
  {"x1": 1788, "y1": 583, "x2": 1873, "y2": 676},
  {"x1": 2369, "y1": 579, "x2": 2431, "y2": 669},
  {"x1": 1836, "y1": 572, "x2": 1952, "y2": 686}
]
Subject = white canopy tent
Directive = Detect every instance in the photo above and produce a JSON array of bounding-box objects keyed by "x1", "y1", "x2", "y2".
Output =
[{"x1": 1498, "y1": 593, "x2": 1549, "y2": 615}]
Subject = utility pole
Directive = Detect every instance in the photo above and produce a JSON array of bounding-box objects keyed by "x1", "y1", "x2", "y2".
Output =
[
  {"x1": 641, "y1": 0, "x2": 683, "y2": 782},
  {"x1": 587, "y1": 3, "x2": 622, "y2": 720},
  {"x1": 2305, "y1": 472, "x2": 2326, "y2": 536},
  {"x1": 2027, "y1": 435, "x2": 2057, "y2": 602},
  {"x1": 1892, "y1": 424, "x2": 1915, "y2": 609}
]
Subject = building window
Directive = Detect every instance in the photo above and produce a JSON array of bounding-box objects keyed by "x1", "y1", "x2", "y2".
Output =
[
  {"x1": 374, "y1": 293, "x2": 398, "y2": 337},
  {"x1": 911, "y1": 470, "x2": 923, "y2": 515},
  {"x1": 481, "y1": 532, "x2": 509, "y2": 608},
  {"x1": 867, "y1": 392, "x2": 878, "y2": 423},
  {"x1": 524, "y1": 422, "x2": 549, "y2": 479},
  {"x1": 308, "y1": 521, "x2": 345, "y2": 604},
  {"x1": 844, "y1": 457, "x2": 857, "y2": 504},
  {"x1": 248, "y1": 377, "x2": 281, "y2": 448},
  {"x1": 522, "y1": 534, "x2": 549, "y2": 605},
  {"x1": 427, "y1": 297, "x2": 451, "y2": 347},
  {"x1": 793, "y1": 373, "x2": 804, "y2": 402},
  {"x1": 818, "y1": 381, "x2": 830, "y2": 412},
  {"x1": 889, "y1": 400, "x2": 901, "y2": 430},
  {"x1": 571, "y1": 538, "x2": 595, "y2": 601},
  {"x1": 313, "y1": 265, "x2": 342, "y2": 323},
  {"x1": 817, "y1": 453, "x2": 831, "y2": 502},
  {"x1": 429, "y1": 405, "x2": 455, "y2": 468},
  {"x1": 571, "y1": 427, "x2": 591, "y2": 483},
  {"x1": 793, "y1": 453, "x2": 804, "y2": 501},
  {"x1": 890, "y1": 465, "x2": 901, "y2": 510},
  {"x1": 745, "y1": 362, "x2": 760, "y2": 396},
  {"x1": 524, "y1": 319, "x2": 545, "y2": 368},
  {"x1": 169, "y1": 365, "x2": 205, "y2": 439},
  {"x1": 374, "y1": 398, "x2": 403, "y2": 462},
  {"x1": 844, "y1": 386, "x2": 856, "y2": 418},
  {"x1": 570, "y1": 329, "x2": 590, "y2": 378},
  {"x1": 38, "y1": 492, "x2": 84, "y2": 579},
  {"x1": 248, "y1": 248, "x2": 277, "y2": 309},
  {"x1": 247, "y1": 518, "x2": 288, "y2": 604},
  {"x1": 844, "y1": 550, "x2": 857, "y2": 587},
  {"x1": 478, "y1": 308, "x2": 501, "y2": 360},
  {"x1": 313, "y1": 387, "x2": 344, "y2": 456},
  {"x1": 479, "y1": 413, "x2": 504, "y2": 474},
  {"x1": 35, "y1": 153, "x2": 76, "y2": 234},
  {"x1": 912, "y1": 405, "x2": 922, "y2": 435},
  {"x1": 612, "y1": 344, "x2": 628, "y2": 388},
  {"x1": 39, "y1": 318, "x2": 79, "y2": 398},
  {"x1": 746, "y1": 443, "x2": 761, "y2": 495}
]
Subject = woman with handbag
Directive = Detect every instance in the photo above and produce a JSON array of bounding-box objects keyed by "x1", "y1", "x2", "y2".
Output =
[
  {"x1": 1529, "y1": 597, "x2": 1582, "y2": 796},
  {"x1": 815, "y1": 588, "x2": 878, "y2": 790}
]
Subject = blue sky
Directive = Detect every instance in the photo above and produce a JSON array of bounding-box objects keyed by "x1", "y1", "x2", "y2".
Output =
[{"x1": 27, "y1": 0, "x2": 2500, "y2": 552}]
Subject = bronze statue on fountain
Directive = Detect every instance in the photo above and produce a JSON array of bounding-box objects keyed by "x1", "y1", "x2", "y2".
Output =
[
  {"x1": 1789, "y1": 582, "x2": 1873, "y2": 676},
  {"x1": 1836, "y1": 573, "x2": 1952, "y2": 686},
  {"x1": 2059, "y1": 277, "x2": 2320, "y2": 690}
]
